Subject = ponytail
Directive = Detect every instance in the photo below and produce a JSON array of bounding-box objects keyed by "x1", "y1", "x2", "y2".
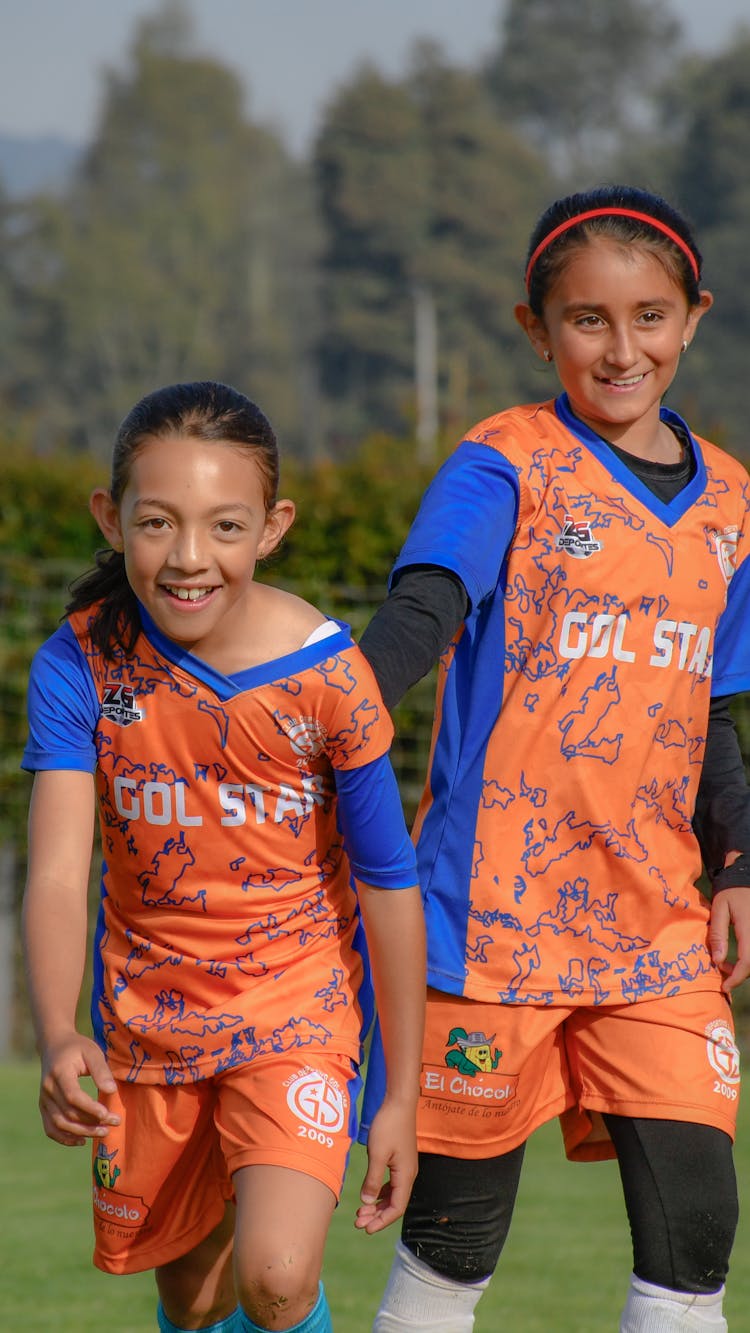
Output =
[{"x1": 65, "y1": 549, "x2": 140, "y2": 661}]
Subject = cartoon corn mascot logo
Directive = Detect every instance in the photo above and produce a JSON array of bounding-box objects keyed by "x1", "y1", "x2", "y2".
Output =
[
  {"x1": 93, "y1": 1142, "x2": 121, "y2": 1190},
  {"x1": 445, "y1": 1027, "x2": 502, "y2": 1075}
]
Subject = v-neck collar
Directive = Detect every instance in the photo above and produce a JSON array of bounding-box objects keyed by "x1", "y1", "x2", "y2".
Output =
[
  {"x1": 554, "y1": 393, "x2": 708, "y2": 528},
  {"x1": 137, "y1": 604, "x2": 349, "y2": 702}
]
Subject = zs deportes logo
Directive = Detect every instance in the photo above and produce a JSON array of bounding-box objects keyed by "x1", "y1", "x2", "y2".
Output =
[
  {"x1": 285, "y1": 1068, "x2": 346, "y2": 1149},
  {"x1": 101, "y1": 682, "x2": 143, "y2": 727},
  {"x1": 555, "y1": 513, "x2": 602, "y2": 559}
]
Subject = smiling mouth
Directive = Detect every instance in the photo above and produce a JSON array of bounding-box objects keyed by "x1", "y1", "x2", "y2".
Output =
[
  {"x1": 163, "y1": 584, "x2": 216, "y2": 602},
  {"x1": 598, "y1": 372, "x2": 647, "y2": 387}
]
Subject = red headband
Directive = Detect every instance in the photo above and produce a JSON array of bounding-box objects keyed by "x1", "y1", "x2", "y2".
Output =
[{"x1": 524, "y1": 207, "x2": 701, "y2": 291}]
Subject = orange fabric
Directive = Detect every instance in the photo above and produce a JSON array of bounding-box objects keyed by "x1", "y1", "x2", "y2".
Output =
[
  {"x1": 92, "y1": 1053, "x2": 358, "y2": 1274},
  {"x1": 415, "y1": 987, "x2": 740, "y2": 1163},
  {"x1": 68, "y1": 609, "x2": 393, "y2": 1082},
  {"x1": 412, "y1": 402, "x2": 749, "y2": 1005}
]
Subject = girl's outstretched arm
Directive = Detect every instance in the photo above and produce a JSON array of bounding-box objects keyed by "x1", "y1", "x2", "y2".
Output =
[
  {"x1": 354, "y1": 879, "x2": 425, "y2": 1234},
  {"x1": 22, "y1": 770, "x2": 120, "y2": 1146}
]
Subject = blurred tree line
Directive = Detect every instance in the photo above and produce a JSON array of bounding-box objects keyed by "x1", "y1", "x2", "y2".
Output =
[{"x1": 1, "y1": 0, "x2": 750, "y2": 463}]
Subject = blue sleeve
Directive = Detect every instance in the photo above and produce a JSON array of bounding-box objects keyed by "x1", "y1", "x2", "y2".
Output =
[
  {"x1": 712, "y1": 554, "x2": 750, "y2": 697},
  {"x1": 22, "y1": 623, "x2": 100, "y2": 772},
  {"x1": 391, "y1": 439, "x2": 520, "y2": 608},
  {"x1": 334, "y1": 753, "x2": 417, "y2": 889}
]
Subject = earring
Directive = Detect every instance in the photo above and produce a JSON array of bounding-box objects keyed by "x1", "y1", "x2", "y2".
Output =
[
  {"x1": 543, "y1": 349, "x2": 553, "y2": 363},
  {"x1": 681, "y1": 340, "x2": 688, "y2": 353}
]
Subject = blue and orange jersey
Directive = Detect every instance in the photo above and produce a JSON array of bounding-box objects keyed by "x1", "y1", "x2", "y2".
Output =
[
  {"x1": 394, "y1": 395, "x2": 750, "y2": 1006},
  {"x1": 24, "y1": 608, "x2": 416, "y2": 1083}
]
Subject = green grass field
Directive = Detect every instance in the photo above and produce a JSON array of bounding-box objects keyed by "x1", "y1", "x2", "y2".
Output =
[{"x1": 2, "y1": 1061, "x2": 748, "y2": 1332}]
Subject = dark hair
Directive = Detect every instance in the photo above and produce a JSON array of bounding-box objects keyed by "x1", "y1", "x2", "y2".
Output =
[
  {"x1": 66, "y1": 381, "x2": 279, "y2": 660},
  {"x1": 524, "y1": 185, "x2": 703, "y2": 316}
]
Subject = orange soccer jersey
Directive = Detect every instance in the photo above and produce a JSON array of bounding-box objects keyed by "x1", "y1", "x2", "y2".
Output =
[
  {"x1": 395, "y1": 395, "x2": 750, "y2": 1007},
  {"x1": 24, "y1": 609, "x2": 402, "y2": 1083}
]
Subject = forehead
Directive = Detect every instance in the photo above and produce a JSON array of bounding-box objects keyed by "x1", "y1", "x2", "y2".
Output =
[
  {"x1": 545, "y1": 235, "x2": 686, "y2": 304},
  {"x1": 125, "y1": 433, "x2": 266, "y2": 499}
]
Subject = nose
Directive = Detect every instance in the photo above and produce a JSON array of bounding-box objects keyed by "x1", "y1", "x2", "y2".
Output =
[
  {"x1": 165, "y1": 525, "x2": 209, "y2": 573},
  {"x1": 604, "y1": 322, "x2": 636, "y2": 368}
]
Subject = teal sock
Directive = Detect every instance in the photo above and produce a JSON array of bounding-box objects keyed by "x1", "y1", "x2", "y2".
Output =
[
  {"x1": 237, "y1": 1282, "x2": 332, "y2": 1332},
  {"x1": 157, "y1": 1302, "x2": 243, "y2": 1332}
]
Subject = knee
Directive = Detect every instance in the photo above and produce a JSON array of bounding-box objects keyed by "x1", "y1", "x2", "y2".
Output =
[
  {"x1": 639, "y1": 1201, "x2": 738, "y2": 1293},
  {"x1": 235, "y1": 1256, "x2": 321, "y2": 1328},
  {"x1": 614, "y1": 1119, "x2": 739, "y2": 1295},
  {"x1": 403, "y1": 1234, "x2": 498, "y2": 1285},
  {"x1": 402, "y1": 1214, "x2": 503, "y2": 1285},
  {"x1": 400, "y1": 1149, "x2": 522, "y2": 1285}
]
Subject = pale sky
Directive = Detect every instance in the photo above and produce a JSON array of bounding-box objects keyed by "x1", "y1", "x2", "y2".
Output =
[{"x1": 1, "y1": 0, "x2": 749, "y2": 155}]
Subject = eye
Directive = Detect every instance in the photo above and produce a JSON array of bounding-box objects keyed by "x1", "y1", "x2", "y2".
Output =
[
  {"x1": 140, "y1": 516, "x2": 169, "y2": 530},
  {"x1": 638, "y1": 309, "x2": 663, "y2": 325},
  {"x1": 574, "y1": 313, "x2": 605, "y2": 329},
  {"x1": 216, "y1": 519, "x2": 242, "y2": 534}
]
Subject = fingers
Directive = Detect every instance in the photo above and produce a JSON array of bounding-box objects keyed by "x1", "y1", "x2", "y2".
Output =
[
  {"x1": 40, "y1": 1082, "x2": 119, "y2": 1145},
  {"x1": 40, "y1": 1039, "x2": 120, "y2": 1146},
  {"x1": 708, "y1": 894, "x2": 729, "y2": 969},
  {"x1": 720, "y1": 944, "x2": 750, "y2": 993},
  {"x1": 709, "y1": 890, "x2": 750, "y2": 992},
  {"x1": 355, "y1": 1181, "x2": 402, "y2": 1234},
  {"x1": 355, "y1": 1143, "x2": 417, "y2": 1234}
]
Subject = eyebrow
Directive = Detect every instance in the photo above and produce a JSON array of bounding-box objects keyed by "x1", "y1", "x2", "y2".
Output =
[
  {"x1": 561, "y1": 297, "x2": 678, "y2": 315},
  {"x1": 131, "y1": 498, "x2": 256, "y2": 515}
]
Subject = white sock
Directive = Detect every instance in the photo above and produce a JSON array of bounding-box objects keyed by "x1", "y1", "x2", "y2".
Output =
[
  {"x1": 372, "y1": 1240, "x2": 490, "y2": 1331},
  {"x1": 620, "y1": 1274, "x2": 727, "y2": 1331}
]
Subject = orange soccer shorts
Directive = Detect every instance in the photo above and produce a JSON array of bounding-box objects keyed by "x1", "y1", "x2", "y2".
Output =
[
  {"x1": 91, "y1": 1052, "x2": 361, "y2": 1274},
  {"x1": 416, "y1": 987, "x2": 740, "y2": 1163}
]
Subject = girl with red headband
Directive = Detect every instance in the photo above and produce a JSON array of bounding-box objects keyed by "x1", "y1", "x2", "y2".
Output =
[{"x1": 359, "y1": 185, "x2": 750, "y2": 1330}]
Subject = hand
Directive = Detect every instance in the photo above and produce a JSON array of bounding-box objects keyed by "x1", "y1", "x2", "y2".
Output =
[
  {"x1": 709, "y1": 886, "x2": 750, "y2": 992},
  {"x1": 354, "y1": 1096, "x2": 418, "y2": 1235},
  {"x1": 39, "y1": 1033, "x2": 120, "y2": 1146}
]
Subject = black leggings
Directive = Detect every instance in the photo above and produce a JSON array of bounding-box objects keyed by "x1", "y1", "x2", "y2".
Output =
[{"x1": 401, "y1": 1117, "x2": 738, "y2": 1292}]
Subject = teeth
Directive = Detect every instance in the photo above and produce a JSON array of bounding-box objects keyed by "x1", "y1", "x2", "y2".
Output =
[
  {"x1": 609, "y1": 374, "x2": 644, "y2": 386},
  {"x1": 166, "y1": 585, "x2": 211, "y2": 601}
]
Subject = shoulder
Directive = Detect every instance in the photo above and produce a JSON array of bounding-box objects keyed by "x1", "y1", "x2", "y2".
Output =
[
  {"x1": 463, "y1": 400, "x2": 561, "y2": 454},
  {"x1": 693, "y1": 433, "x2": 750, "y2": 486},
  {"x1": 31, "y1": 620, "x2": 88, "y2": 672},
  {"x1": 254, "y1": 582, "x2": 328, "y2": 653}
]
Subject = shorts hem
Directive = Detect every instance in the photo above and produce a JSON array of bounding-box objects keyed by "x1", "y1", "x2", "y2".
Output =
[
  {"x1": 93, "y1": 1198, "x2": 229, "y2": 1276},
  {"x1": 417, "y1": 1092, "x2": 573, "y2": 1159},
  {"x1": 228, "y1": 1147, "x2": 346, "y2": 1200},
  {"x1": 580, "y1": 1095, "x2": 737, "y2": 1142}
]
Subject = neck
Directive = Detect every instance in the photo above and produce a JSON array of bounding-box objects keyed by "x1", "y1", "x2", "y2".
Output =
[{"x1": 571, "y1": 404, "x2": 681, "y2": 464}]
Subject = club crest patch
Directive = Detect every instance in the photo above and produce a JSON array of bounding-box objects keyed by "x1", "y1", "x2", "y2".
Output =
[
  {"x1": 705, "y1": 1019, "x2": 740, "y2": 1085},
  {"x1": 279, "y1": 716, "x2": 328, "y2": 760},
  {"x1": 285, "y1": 1066, "x2": 346, "y2": 1134},
  {"x1": 711, "y1": 527, "x2": 740, "y2": 586}
]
